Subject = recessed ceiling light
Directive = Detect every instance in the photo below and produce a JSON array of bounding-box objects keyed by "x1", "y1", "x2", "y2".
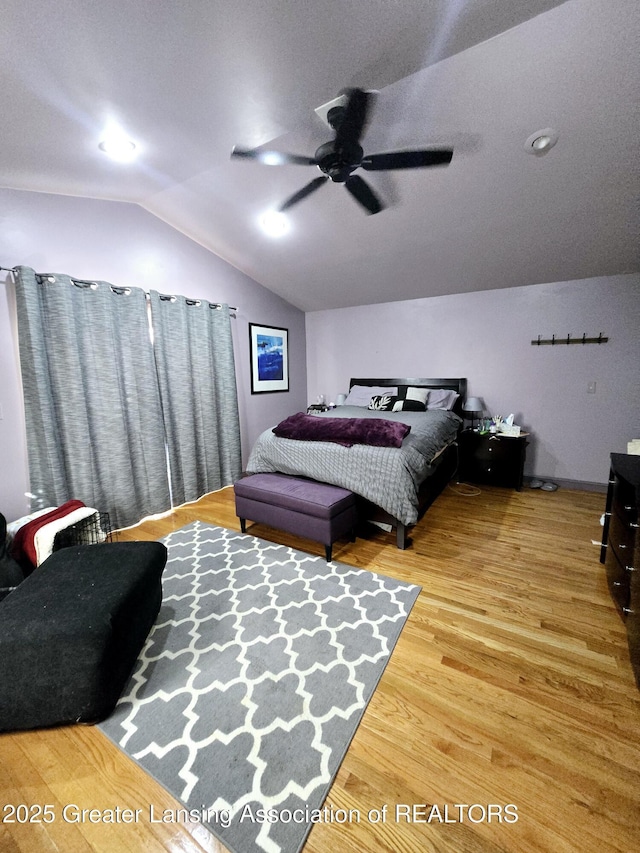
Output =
[
  {"x1": 525, "y1": 128, "x2": 559, "y2": 156},
  {"x1": 260, "y1": 151, "x2": 287, "y2": 166},
  {"x1": 259, "y1": 210, "x2": 290, "y2": 238},
  {"x1": 98, "y1": 127, "x2": 138, "y2": 163},
  {"x1": 532, "y1": 135, "x2": 552, "y2": 151}
]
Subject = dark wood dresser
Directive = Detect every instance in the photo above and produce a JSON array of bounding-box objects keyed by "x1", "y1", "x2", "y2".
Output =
[{"x1": 600, "y1": 453, "x2": 640, "y2": 688}]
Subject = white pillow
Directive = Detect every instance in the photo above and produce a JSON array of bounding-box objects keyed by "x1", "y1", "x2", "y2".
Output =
[
  {"x1": 344, "y1": 384, "x2": 398, "y2": 406},
  {"x1": 426, "y1": 389, "x2": 460, "y2": 410},
  {"x1": 405, "y1": 387, "x2": 430, "y2": 406}
]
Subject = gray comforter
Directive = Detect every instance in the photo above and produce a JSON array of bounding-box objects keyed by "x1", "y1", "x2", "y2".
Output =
[{"x1": 246, "y1": 406, "x2": 461, "y2": 525}]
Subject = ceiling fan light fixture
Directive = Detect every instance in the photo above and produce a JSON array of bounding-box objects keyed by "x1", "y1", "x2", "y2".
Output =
[
  {"x1": 525, "y1": 127, "x2": 559, "y2": 156},
  {"x1": 233, "y1": 87, "x2": 453, "y2": 216},
  {"x1": 259, "y1": 210, "x2": 290, "y2": 238}
]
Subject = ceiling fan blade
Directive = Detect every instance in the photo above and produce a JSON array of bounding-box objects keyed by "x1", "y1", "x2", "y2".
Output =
[
  {"x1": 279, "y1": 176, "x2": 329, "y2": 211},
  {"x1": 231, "y1": 146, "x2": 317, "y2": 166},
  {"x1": 344, "y1": 175, "x2": 384, "y2": 215},
  {"x1": 361, "y1": 149, "x2": 453, "y2": 170},
  {"x1": 334, "y1": 88, "x2": 371, "y2": 150}
]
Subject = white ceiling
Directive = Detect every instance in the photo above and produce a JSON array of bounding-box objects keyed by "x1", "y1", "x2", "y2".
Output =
[{"x1": 1, "y1": 0, "x2": 638, "y2": 311}]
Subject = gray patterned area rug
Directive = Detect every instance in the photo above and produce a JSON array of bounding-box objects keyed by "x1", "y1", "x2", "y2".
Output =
[{"x1": 99, "y1": 522, "x2": 420, "y2": 853}]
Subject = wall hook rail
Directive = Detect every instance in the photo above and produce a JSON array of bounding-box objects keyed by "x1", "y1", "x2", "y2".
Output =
[{"x1": 531, "y1": 332, "x2": 608, "y2": 346}]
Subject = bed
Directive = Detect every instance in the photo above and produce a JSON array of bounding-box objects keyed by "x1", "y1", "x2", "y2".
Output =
[{"x1": 246, "y1": 377, "x2": 467, "y2": 549}]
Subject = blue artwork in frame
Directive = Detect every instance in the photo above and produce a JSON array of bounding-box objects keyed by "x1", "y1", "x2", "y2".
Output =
[{"x1": 249, "y1": 323, "x2": 289, "y2": 393}]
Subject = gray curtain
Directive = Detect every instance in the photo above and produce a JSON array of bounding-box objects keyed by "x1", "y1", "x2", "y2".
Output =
[
  {"x1": 14, "y1": 266, "x2": 171, "y2": 529},
  {"x1": 149, "y1": 292, "x2": 242, "y2": 506}
]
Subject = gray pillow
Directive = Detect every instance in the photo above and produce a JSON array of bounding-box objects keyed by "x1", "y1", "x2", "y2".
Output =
[
  {"x1": 427, "y1": 389, "x2": 460, "y2": 410},
  {"x1": 344, "y1": 384, "x2": 398, "y2": 407}
]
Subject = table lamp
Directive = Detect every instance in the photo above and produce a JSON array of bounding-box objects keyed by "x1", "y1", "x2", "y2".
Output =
[{"x1": 462, "y1": 397, "x2": 483, "y2": 431}]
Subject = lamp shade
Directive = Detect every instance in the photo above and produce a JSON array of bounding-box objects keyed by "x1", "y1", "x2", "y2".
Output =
[{"x1": 463, "y1": 396, "x2": 483, "y2": 416}]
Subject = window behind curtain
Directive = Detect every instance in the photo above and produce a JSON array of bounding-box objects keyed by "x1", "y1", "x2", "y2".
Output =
[{"x1": 14, "y1": 267, "x2": 241, "y2": 529}]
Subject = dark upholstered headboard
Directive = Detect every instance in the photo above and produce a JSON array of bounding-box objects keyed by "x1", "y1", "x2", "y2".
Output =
[{"x1": 349, "y1": 377, "x2": 467, "y2": 416}]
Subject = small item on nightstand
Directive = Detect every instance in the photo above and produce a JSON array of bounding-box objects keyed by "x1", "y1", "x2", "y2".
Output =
[
  {"x1": 499, "y1": 424, "x2": 521, "y2": 437},
  {"x1": 497, "y1": 414, "x2": 521, "y2": 437}
]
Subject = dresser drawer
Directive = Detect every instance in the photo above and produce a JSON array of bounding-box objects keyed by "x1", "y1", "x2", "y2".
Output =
[
  {"x1": 608, "y1": 508, "x2": 637, "y2": 564},
  {"x1": 603, "y1": 454, "x2": 640, "y2": 691},
  {"x1": 613, "y1": 477, "x2": 639, "y2": 525},
  {"x1": 605, "y1": 544, "x2": 630, "y2": 617},
  {"x1": 628, "y1": 567, "x2": 640, "y2": 686}
]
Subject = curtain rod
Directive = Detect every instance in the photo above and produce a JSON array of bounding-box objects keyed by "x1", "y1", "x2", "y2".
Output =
[{"x1": 0, "y1": 266, "x2": 237, "y2": 311}]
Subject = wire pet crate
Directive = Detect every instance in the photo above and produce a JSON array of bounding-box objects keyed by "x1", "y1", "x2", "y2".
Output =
[{"x1": 52, "y1": 511, "x2": 112, "y2": 551}]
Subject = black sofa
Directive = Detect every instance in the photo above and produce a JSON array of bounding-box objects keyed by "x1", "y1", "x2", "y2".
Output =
[{"x1": 0, "y1": 513, "x2": 167, "y2": 732}]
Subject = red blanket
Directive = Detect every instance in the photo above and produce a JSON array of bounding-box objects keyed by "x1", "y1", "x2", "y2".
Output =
[{"x1": 11, "y1": 500, "x2": 86, "y2": 573}]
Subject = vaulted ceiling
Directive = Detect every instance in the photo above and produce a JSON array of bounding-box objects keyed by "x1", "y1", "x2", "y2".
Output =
[{"x1": 1, "y1": 0, "x2": 638, "y2": 311}]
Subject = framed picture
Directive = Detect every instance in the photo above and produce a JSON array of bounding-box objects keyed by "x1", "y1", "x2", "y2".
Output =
[{"x1": 249, "y1": 323, "x2": 289, "y2": 393}]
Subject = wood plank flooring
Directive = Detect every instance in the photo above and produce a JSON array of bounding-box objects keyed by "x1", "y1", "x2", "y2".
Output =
[{"x1": 1, "y1": 483, "x2": 639, "y2": 853}]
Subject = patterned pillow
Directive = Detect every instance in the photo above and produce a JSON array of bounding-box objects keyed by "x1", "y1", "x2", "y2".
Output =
[
  {"x1": 368, "y1": 394, "x2": 395, "y2": 410},
  {"x1": 368, "y1": 395, "x2": 426, "y2": 412}
]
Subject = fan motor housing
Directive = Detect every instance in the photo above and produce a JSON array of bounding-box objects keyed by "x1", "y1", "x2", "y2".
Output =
[{"x1": 314, "y1": 140, "x2": 363, "y2": 182}]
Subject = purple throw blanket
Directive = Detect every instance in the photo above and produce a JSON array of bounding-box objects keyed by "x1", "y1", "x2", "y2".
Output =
[{"x1": 272, "y1": 411, "x2": 411, "y2": 448}]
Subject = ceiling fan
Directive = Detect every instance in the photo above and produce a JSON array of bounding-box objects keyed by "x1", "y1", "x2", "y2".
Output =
[{"x1": 231, "y1": 88, "x2": 453, "y2": 215}]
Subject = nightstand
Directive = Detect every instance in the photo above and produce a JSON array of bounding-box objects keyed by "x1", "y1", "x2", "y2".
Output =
[{"x1": 458, "y1": 430, "x2": 529, "y2": 490}]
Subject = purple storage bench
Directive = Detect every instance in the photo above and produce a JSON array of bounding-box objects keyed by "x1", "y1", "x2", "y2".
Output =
[{"x1": 234, "y1": 473, "x2": 357, "y2": 561}]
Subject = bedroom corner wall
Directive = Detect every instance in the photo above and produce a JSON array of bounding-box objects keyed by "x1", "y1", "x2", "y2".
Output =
[
  {"x1": 305, "y1": 274, "x2": 640, "y2": 487},
  {"x1": 0, "y1": 187, "x2": 307, "y2": 522}
]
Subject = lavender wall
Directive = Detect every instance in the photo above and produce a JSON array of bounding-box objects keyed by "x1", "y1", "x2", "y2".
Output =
[
  {"x1": 306, "y1": 275, "x2": 640, "y2": 486},
  {"x1": 0, "y1": 188, "x2": 306, "y2": 522}
]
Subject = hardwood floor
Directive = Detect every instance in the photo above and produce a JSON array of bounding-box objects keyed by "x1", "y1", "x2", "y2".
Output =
[{"x1": 1, "y1": 483, "x2": 639, "y2": 853}]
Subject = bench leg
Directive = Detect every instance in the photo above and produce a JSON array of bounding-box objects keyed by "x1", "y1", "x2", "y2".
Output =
[
  {"x1": 325, "y1": 544, "x2": 332, "y2": 562},
  {"x1": 240, "y1": 518, "x2": 247, "y2": 534}
]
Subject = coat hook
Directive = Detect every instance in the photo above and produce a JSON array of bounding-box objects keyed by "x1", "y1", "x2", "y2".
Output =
[
  {"x1": 582, "y1": 333, "x2": 586, "y2": 344},
  {"x1": 551, "y1": 334, "x2": 555, "y2": 345},
  {"x1": 566, "y1": 333, "x2": 571, "y2": 345}
]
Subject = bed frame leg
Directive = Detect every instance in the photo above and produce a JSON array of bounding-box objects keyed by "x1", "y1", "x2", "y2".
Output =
[{"x1": 396, "y1": 523, "x2": 407, "y2": 550}]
